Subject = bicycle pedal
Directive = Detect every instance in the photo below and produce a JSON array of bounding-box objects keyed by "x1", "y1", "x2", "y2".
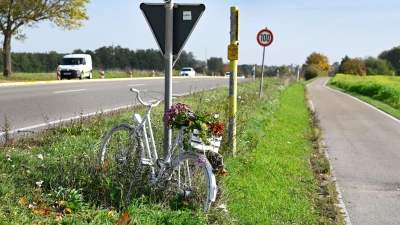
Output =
[{"x1": 141, "y1": 158, "x2": 153, "y2": 166}]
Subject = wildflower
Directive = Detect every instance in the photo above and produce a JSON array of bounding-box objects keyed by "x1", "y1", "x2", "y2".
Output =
[
  {"x1": 37, "y1": 154, "x2": 43, "y2": 160},
  {"x1": 36, "y1": 180, "x2": 43, "y2": 187},
  {"x1": 6, "y1": 153, "x2": 11, "y2": 161},
  {"x1": 108, "y1": 211, "x2": 114, "y2": 218},
  {"x1": 214, "y1": 114, "x2": 219, "y2": 119},
  {"x1": 196, "y1": 157, "x2": 207, "y2": 166}
]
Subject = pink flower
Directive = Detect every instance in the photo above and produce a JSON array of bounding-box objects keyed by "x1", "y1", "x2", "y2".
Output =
[{"x1": 196, "y1": 157, "x2": 207, "y2": 166}]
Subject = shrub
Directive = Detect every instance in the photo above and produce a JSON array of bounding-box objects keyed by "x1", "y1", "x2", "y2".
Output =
[{"x1": 304, "y1": 65, "x2": 319, "y2": 80}]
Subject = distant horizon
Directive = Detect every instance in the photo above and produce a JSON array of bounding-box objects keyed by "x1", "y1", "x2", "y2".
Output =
[{"x1": 9, "y1": 0, "x2": 400, "y2": 67}]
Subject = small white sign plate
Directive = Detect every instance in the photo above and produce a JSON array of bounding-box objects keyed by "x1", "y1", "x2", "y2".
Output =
[{"x1": 183, "y1": 11, "x2": 192, "y2": 20}]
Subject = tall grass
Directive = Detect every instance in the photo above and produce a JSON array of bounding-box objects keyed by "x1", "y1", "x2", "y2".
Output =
[
  {"x1": 0, "y1": 78, "x2": 342, "y2": 224},
  {"x1": 331, "y1": 74, "x2": 400, "y2": 110}
]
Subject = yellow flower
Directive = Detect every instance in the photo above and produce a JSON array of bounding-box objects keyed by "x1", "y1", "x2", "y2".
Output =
[
  {"x1": 108, "y1": 211, "x2": 114, "y2": 217},
  {"x1": 19, "y1": 198, "x2": 26, "y2": 205}
]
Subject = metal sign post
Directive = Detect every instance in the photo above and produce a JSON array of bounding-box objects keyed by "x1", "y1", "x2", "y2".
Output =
[
  {"x1": 140, "y1": 2, "x2": 206, "y2": 157},
  {"x1": 164, "y1": 0, "x2": 174, "y2": 155},
  {"x1": 256, "y1": 28, "x2": 274, "y2": 98}
]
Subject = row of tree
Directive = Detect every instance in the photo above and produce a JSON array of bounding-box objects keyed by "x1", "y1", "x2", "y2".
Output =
[
  {"x1": 206, "y1": 56, "x2": 296, "y2": 77},
  {"x1": 337, "y1": 46, "x2": 400, "y2": 76},
  {"x1": 303, "y1": 46, "x2": 400, "y2": 80},
  {"x1": 0, "y1": 46, "x2": 197, "y2": 73}
]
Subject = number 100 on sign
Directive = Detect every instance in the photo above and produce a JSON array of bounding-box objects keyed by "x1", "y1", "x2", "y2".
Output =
[{"x1": 257, "y1": 29, "x2": 274, "y2": 47}]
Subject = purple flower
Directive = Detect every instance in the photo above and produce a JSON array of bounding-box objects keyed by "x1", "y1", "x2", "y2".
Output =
[{"x1": 196, "y1": 157, "x2": 207, "y2": 166}]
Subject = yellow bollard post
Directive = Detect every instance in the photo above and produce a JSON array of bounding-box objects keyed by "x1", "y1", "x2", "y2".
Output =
[{"x1": 228, "y1": 6, "x2": 239, "y2": 156}]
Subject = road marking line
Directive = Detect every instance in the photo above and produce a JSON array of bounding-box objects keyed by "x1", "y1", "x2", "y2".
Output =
[
  {"x1": 128, "y1": 84, "x2": 145, "y2": 86},
  {"x1": 54, "y1": 89, "x2": 86, "y2": 94}
]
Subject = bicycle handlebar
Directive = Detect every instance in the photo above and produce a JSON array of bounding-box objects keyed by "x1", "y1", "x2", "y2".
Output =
[{"x1": 130, "y1": 88, "x2": 164, "y2": 107}]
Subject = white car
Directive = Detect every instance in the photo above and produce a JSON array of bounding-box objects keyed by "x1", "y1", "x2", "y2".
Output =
[
  {"x1": 57, "y1": 54, "x2": 92, "y2": 80},
  {"x1": 180, "y1": 67, "x2": 196, "y2": 76},
  {"x1": 225, "y1": 72, "x2": 230, "y2": 77}
]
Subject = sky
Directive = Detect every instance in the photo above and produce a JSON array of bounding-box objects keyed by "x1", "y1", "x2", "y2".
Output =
[{"x1": 9, "y1": 0, "x2": 400, "y2": 67}]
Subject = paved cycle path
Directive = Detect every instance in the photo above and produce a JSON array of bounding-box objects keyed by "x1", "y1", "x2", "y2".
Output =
[{"x1": 307, "y1": 77, "x2": 400, "y2": 225}]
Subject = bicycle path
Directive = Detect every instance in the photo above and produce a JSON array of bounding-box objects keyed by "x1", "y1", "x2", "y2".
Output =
[{"x1": 307, "y1": 77, "x2": 400, "y2": 225}]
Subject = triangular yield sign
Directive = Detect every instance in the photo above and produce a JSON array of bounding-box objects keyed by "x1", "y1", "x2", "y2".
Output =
[{"x1": 140, "y1": 3, "x2": 205, "y2": 65}]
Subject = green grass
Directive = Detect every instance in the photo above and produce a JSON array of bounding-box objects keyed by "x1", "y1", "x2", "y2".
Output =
[
  {"x1": 223, "y1": 82, "x2": 338, "y2": 224},
  {"x1": 327, "y1": 75, "x2": 400, "y2": 120},
  {"x1": 0, "y1": 69, "x2": 183, "y2": 82},
  {"x1": 0, "y1": 78, "x2": 343, "y2": 224},
  {"x1": 331, "y1": 74, "x2": 400, "y2": 110}
]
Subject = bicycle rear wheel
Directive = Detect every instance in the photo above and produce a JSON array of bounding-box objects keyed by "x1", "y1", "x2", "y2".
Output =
[
  {"x1": 99, "y1": 124, "x2": 143, "y2": 183},
  {"x1": 167, "y1": 152, "x2": 217, "y2": 213}
]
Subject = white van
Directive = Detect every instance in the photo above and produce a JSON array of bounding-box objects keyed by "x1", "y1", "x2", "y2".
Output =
[{"x1": 57, "y1": 54, "x2": 92, "y2": 80}]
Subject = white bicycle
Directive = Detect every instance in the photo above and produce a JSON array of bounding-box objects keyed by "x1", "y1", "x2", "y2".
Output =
[{"x1": 99, "y1": 88, "x2": 222, "y2": 213}]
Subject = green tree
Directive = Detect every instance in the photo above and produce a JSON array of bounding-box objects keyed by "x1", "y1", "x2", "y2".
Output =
[
  {"x1": 0, "y1": 0, "x2": 90, "y2": 77},
  {"x1": 305, "y1": 52, "x2": 331, "y2": 71},
  {"x1": 28, "y1": 53, "x2": 43, "y2": 73},
  {"x1": 207, "y1": 57, "x2": 223, "y2": 74},
  {"x1": 175, "y1": 51, "x2": 196, "y2": 69},
  {"x1": 330, "y1": 62, "x2": 339, "y2": 75},
  {"x1": 338, "y1": 55, "x2": 351, "y2": 74},
  {"x1": 72, "y1": 49, "x2": 85, "y2": 54},
  {"x1": 278, "y1": 65, "x2": 292, "y2": 76},
  {"x1": 240, "y1": 64, "x2": 253, "y2": 76},
  {"x1": 378, "y1": 46, "x2": 400, "y2": 75},
  {"x1": 365, "y1": 57, "x2": 395, "y2": 76},
  {"x1": 304, "y1": 64, "x2": 320, "y2": 80},
  {"x1": 95, "y1": 46, "x2": 117, "y2": 69},
  {"x1": 339, "y1": 57, "x2": 366, "y2": 76},
  {"x1": 47, "y1": 51, "x2": 63, "y2": 72},
  {"x1": 146, "y1": 49, "x2": 164, "y2": 71}
]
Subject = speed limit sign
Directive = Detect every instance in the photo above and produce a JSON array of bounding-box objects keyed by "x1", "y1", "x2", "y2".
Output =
[{"x1": 257, "y1": 29, "x2": 273, "y2": 47}]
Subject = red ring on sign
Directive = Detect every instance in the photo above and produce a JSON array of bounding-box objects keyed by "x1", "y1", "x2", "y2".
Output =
[{"x1": 257, "y1": 29, "x2": 274, "y2": 47}]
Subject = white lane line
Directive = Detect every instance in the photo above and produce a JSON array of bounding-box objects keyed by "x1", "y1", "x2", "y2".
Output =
[
  {"x1": 128, "y1": 84, "x2": 145, "y2": 87},
  {"x1": 172, "y1": 81, "x2": 180, "y2": 83},
  {"x1": 54, "y1": 89, "x2": 86, "y2": 94}
]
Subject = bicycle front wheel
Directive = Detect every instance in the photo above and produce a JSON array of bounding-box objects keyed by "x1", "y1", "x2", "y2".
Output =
[
  {"x1": 168, "y1": 152, "x2": 217, "y2": 213},
  {"x1": 99, "y1": 124, "x2": 143, "y2": 182}
]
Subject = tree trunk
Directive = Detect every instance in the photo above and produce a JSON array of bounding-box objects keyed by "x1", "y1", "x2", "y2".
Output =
[{"x1": 3, "y1": 33, "x2": 13, "y2": 77}]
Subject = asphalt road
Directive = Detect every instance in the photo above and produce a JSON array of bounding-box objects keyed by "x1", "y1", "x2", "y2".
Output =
[
  {"x1": 307, "y1": 77, "x2": 400, "y2": 225},
  {"x1": 0, "y1": 76, "x2": 232, "y2": 139}
]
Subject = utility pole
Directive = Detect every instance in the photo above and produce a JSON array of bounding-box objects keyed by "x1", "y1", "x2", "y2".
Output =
[{"x1": 228, "y1": 6, "x2": 239, "y2": 156}]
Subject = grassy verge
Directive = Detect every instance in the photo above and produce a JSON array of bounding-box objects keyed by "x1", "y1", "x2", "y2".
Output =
[
  {"x1": 0, "y1": 70, "x2": 184, "y2": 82},
  {"x1": 0, "y1": 78, "x2": 343, "y2": 224},
  {"x1": 327, "y1": 78, "x2": 400, "y2": 120}
]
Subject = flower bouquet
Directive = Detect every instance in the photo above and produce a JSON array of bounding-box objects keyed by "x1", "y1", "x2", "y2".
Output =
[{"x1": 162, "y1": 102, "x2": 225, "y2": 151}]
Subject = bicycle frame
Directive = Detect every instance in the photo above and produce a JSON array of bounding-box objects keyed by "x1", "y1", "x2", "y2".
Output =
[{"x1": 130, "y1": 88, "x2": 185, "y2": 185}]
